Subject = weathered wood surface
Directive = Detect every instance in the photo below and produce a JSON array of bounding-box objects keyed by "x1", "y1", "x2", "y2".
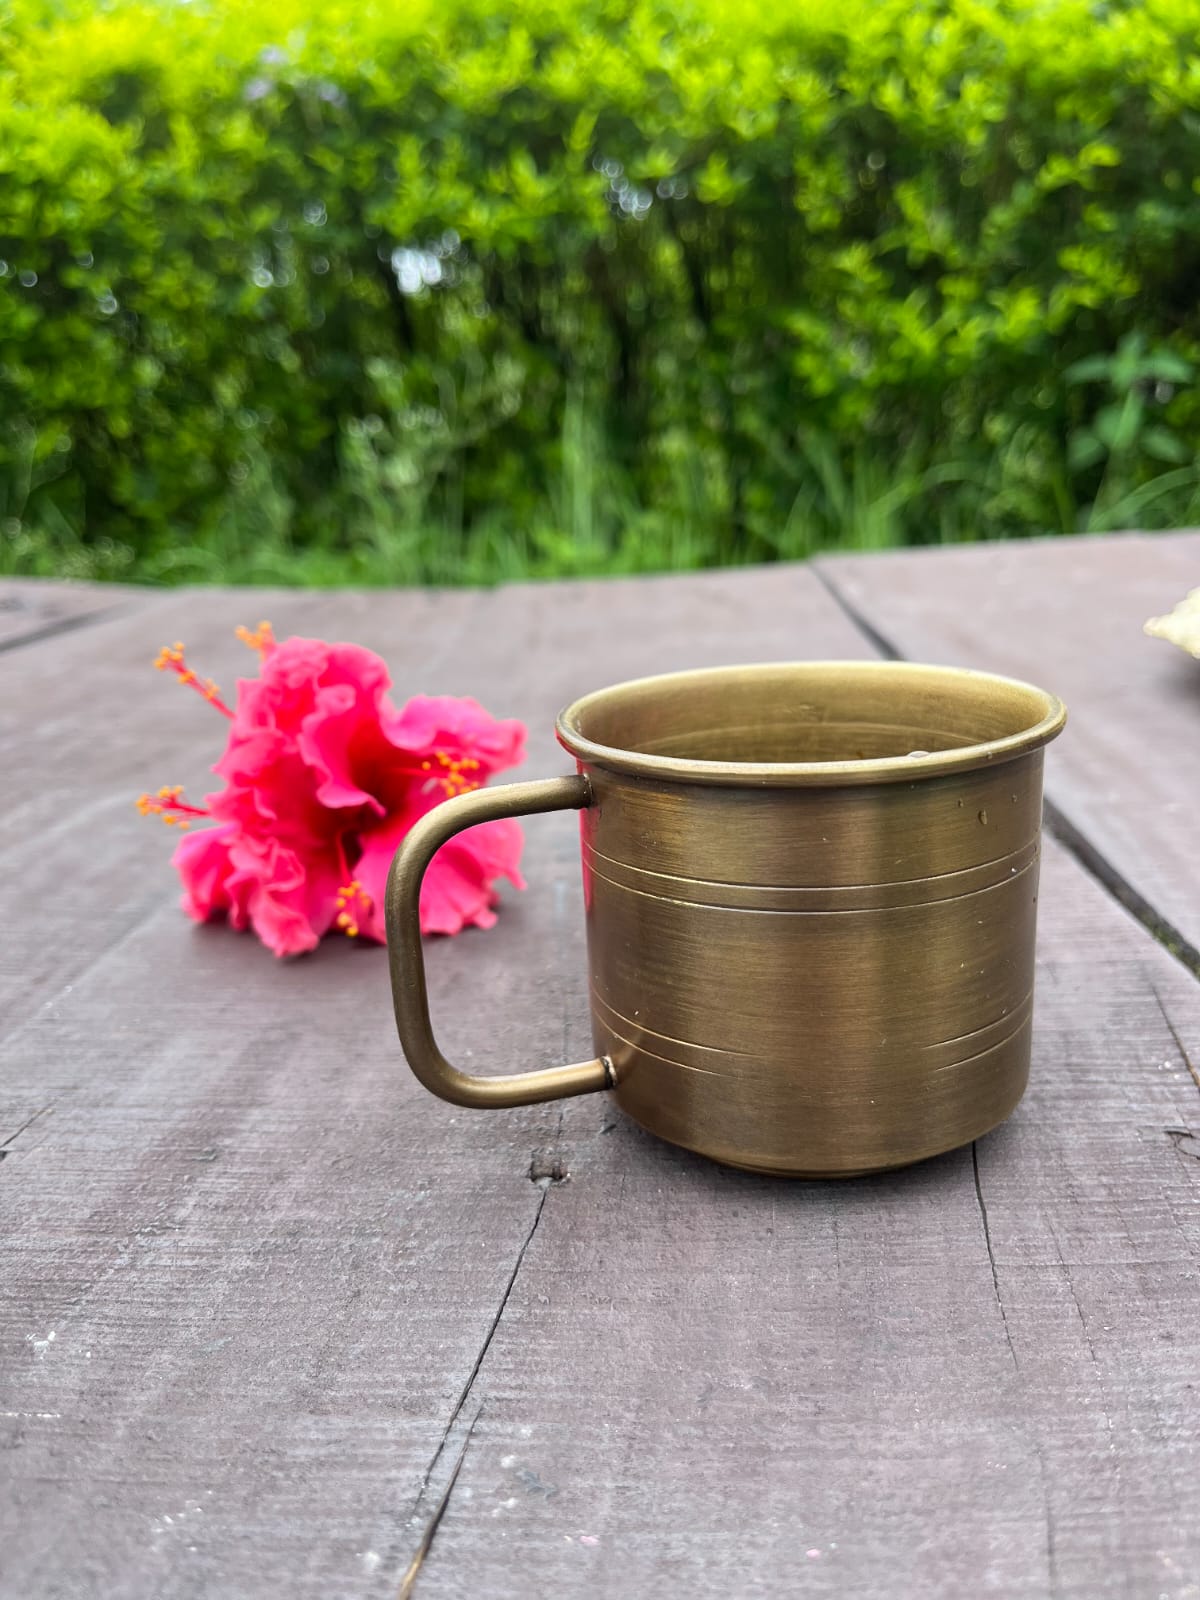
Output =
[
  {"x1": 416, "y1": 840, "x2": 1200, "y2": 1600},
  {"x1": 819, "y1": 530, "x2": 1200, "y2": 963},
  {"x1": 1, "y1": 544, "x2": 1198, "y2": 1599},
  {"x1": 0, "y1": 578, "x2": 146, "y2": 652},
  {"x1": 1, "y1": 563, "x2": 869, "y2": 1599},
  {"x1": 0, "y1": 586, "x2": 479, "y2": 1036}
]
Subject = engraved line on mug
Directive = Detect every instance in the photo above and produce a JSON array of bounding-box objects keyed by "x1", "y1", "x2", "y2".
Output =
[
  {"x1": 581, "y1": 854, "x2": 1040, "y2": 918},
  {"x1": 594, "y1": 1021, "x2": 725, "y2": 1079},
  {"x1": 582, "y1": 835, "x2": 1038, "y2": 895},
  {"x1": 590, "y1": 989, "x2": 754, "y2": 1068},
  {"x1": 925, "y1": 990, "x2": 1034, "y2": 1053}
]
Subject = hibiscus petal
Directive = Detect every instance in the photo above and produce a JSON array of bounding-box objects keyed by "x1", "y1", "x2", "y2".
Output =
[
  {"x1": 212, "y1": 718, "x2": 288, "y2": 790},
  {"x1": 249, "y1": 898, "x2": 321, "y2": 958},
  {"x1": 216, "y1": 638, "x2": 382, "y2": 795},
  {"x1": 173, "y1": 830, "x2": 340, "y2": 959},
  {"x1": 299, "y1": 681, "x2": 388, "y2": 813},
  {"x1": 263, "y1": 637, "x2": 332, "y2": 702},
  {"x1": 234, "y1": 834, "x2": 345, "y2": 958},
  {"x1": 439, "y1": 815, "x2": 526, "y2": 893},
  {"x1": 383, "y1": 695, "x2": 527, "y2": 780},
  {"x1": 166, "y1": 634, "x2": 526, "y2": 957},
  {"x1": 352, "y1": 816, "x2": 411, "y2": 943},
  {"x1": 354, "y1": 813, "x2": 525, "y2": 941},
  {"x1": 172, "y1": 823, "x2": 239, "y2": 923},
  {"x1": 420, "y1": 845, "x2": 499, "y2": 935}
]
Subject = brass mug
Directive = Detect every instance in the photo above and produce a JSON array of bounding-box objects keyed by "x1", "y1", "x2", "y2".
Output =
[{"x1": 386, "y1": 663, "x2": 1066, "y2": 1177}]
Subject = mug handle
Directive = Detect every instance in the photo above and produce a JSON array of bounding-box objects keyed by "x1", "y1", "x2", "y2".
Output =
[{"x1": 384, "y1": 773, "x2": 614, "y2": 1108}]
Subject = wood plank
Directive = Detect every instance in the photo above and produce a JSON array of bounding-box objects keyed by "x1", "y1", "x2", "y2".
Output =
[
  {"x1": 818, "y1": 530, "x2": 1200, "y2": 962},
  {"x1": 0, "y1": 577, "x2": 148, "y2": 652},
  {"x1": 0, "y1": 565, "x2": 865, "y2": 1040},
  {"x1": 388, "y1": 838, "x2": 1200, "y2": 1600},
  {"x1": 0, "y1": 586, "x2": 482, "y2": 1041},
  {"x1": 0, "y1": 564, "x2": 871, "y2": 1598}
]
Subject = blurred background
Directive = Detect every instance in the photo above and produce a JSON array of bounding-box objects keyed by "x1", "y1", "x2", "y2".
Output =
[{"x1": 2, "y1": 0, "x2": 1199, "y2": 588}]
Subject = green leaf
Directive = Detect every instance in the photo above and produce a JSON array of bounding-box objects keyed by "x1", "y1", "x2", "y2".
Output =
[
  {"x1": 1068, "y1": 429, "x2": 1105, "y2": 471},
  {"x1": 1064, "y1": 354, "x2": 1111, "y2": 385},
  {"x1": 1140, "y1": 350, "x2": 1193, "y2": 384},
  {"x1": 1093, "y1": 397, "x2": 1142, "y2": 454},
  {"x1": 1141, "y1": 425, "x2": 1191, "y2": 464}
]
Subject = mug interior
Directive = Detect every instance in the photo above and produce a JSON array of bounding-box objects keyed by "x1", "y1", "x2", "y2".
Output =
[{"x1": 557, "y1": 662, "x2": 1065, "y2": 786}]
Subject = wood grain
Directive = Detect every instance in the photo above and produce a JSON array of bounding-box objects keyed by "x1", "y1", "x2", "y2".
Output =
[
  {"x1": 0, "y1": 564, "x2": 873, "y2": 1599},
  {"x1": 0, "y1": 579, "x2": 147, "y2": 652},
  {"x1": 387, "y1": 839, "x2": 1200, "y2": 1600},
  {"x1": 0, "y1": 586, "x2": 479, "y2": 1040},
  {"x1": 818, "y1": 530, "x2": 1200, "y2": 963},
  {"x1": 4, "y1": 551, "x2": 1199, "y2": 1599},
  {"x1": 0, "y1": 564, "x2": 868, "y2": 1041}
]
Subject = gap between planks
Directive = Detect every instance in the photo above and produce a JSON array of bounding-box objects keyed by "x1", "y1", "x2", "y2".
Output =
[
  {"x1": 0, "y1": 589, "x2": 160, "y2": 657},
  {"x1": 813, "y1": 560, "x2": 1200, "y2": 988},
  {"x1": 391, "y1": 1131, "x2": 566, "y2": 1595}
]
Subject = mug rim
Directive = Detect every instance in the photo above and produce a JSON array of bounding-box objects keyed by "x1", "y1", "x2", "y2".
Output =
[{"x1": 556, "y1": 660, "x2": 1067, "y2": 788}]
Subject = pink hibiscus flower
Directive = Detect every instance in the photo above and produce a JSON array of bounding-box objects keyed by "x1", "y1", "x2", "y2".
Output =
[{"x1": 138, "y1": 623, "x2": 527, "y2": 957}]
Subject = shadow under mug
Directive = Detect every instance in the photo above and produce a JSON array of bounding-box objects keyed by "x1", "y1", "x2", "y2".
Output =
[{"x1": 385, "y1": 662, "x2": 1066, "y2": 1177}]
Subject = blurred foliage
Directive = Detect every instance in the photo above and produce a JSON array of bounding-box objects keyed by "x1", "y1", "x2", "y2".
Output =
[{"x1": 4, "y1": 0, "x2": 1200, "y2": 582}]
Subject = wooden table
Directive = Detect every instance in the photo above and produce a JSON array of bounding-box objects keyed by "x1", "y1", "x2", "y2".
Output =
[{"x1": 3, "y1": 531, "x2": 1199, "y2": 1599}]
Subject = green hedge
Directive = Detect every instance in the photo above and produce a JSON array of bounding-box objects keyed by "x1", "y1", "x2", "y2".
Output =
[{"x1": 4, "y1": 0, "x2": 1200, "y2": 575}]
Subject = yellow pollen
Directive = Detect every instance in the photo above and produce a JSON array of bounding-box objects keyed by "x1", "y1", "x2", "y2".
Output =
[
  {"x1": 333, "y1": 880, "x2": 371, "y2": 937},
  {"x1": 137, "y1": 782, "x2": 200, "y2": 828},
  {"x1": 236, "y1": 620, "x2": 276, "y2": 657}
]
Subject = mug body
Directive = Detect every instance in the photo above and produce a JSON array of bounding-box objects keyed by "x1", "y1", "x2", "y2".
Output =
[{"x1": 559, "y1": 662, "x2": 1066, "y2": 1176}]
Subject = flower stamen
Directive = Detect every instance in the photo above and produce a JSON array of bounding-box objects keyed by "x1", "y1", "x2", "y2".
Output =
[
  {"x1": 334, "y1": 878, "x2": 371, "y2": 939},
  {"x1": 154, "y1": 641, "x2": 234, "y2": 718},
  {"x1": 136, "y1": 785, "x2": 211, "y2": 831},
  {"x1": 428, "y1": 751, "x2": 482, "y2": 798},
  {"x1": 235, "y1": 620, "x2": 276, "y2": 660}
]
